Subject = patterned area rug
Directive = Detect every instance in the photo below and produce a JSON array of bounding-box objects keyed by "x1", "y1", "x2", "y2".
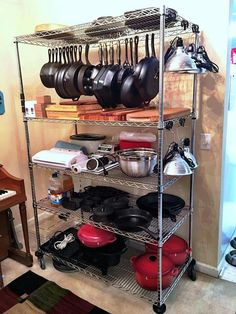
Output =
[{"x1": 0, "y1": 271, "x2": 109, "y2": 314}]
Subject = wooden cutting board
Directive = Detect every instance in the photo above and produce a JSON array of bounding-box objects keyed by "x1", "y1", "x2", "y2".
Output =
[{"x1": 126, "y1": 108, "x2": 191, "y2": 122}]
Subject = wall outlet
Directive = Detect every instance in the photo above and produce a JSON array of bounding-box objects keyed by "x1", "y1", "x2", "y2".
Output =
[
  {"x1": 0, "y1": 91, "x2": 5, "y2": 115},
  {"x1": 200, "y1": 133, "x2": 211, "y2": 150}
]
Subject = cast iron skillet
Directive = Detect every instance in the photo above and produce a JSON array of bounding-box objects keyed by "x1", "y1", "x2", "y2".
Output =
[
  {"x1": 133, "y1": 33, "x2": 159, "y2": 102},
  {"x1": 63, "y1": 45, "x2": 83, "y2": 99},
  {"x1": 114, "y1": 208, "x2": 158, "y2": 240},
  {"x1": 54, "y1": 47, "x2": 72, "y2": 99},
  {"x1": 92, "y1": 44, "x2": 110, "y2": 106},
  {"x1": 136, "y1": 192, "x2": 185, "y2": 222},
  {"x1": 96, "y1": 43, "x2": 121, "y2": 108},
  {"x1": 77, "y1": 44, "x2": 94, "y2": 96},
  {"x1": 90, "y1": 44, "x2": 103, "y2": 83},
  {"x1": 40, "y1": 48, "x2": 62, "y2": 88},
  {"x1": 120, "y1": 36, "x2": 144, "y2": 108}
]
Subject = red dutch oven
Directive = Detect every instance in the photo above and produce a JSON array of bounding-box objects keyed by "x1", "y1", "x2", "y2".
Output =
[
  {"x1": 130, "y1": 253, "x2": 178, "y2": 290},
  {"x1": 145, "y1": 235, "x2": 191, "y2": 266},
  {"x1": 77, "y1": 224, "x2": 117, "y2": 248}
]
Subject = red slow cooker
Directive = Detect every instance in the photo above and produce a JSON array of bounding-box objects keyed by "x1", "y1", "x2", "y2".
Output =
[
  {"x1": 145, "y1": 235, "x2": 191, "y2": 266},
  {"x1": 77, "y1": 224, "x2": 117, "y2": 248},
  {"x1": 130, "y1": 253, "x2": 178, "y2": 290}
]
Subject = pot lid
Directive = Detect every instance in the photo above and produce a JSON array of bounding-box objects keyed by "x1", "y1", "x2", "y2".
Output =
[
  {"x1": 163, "y1": 235, "x2": 188, "y2": 254},
  {"x1": 131, "y1": 253, "x2": 174, "y2": 276},
  {"x1": 70, "y1": 133, "x2": 106, "y2": 141},
  {"x1": 77, "y1": 224, "x2": 116, "y2": 243}
]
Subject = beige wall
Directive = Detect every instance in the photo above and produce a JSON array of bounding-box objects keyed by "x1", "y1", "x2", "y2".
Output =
[{"x1": 0, "y1": 0, "x2": 230, "y2": 268}]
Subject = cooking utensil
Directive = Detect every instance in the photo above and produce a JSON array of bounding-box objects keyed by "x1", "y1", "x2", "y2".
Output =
[
  {"x1": 114, "y1": 208, "x2": 158, "y2": 240},
  {"x1": 77, "y1": 224, "x2": 117, "y2": 248},
  {"x1": 225, "y1": 250, "x2": 236, "y2": 267},
  {"x1": 63, "y1": 45, "x2": 83, "y2": 98},
  {"x1": 136, "y1": 192, "x2": 185, "y2": 221},
  {"x1": 230, "y1": 237, "x2": 236, "y2": 249},
  {"x1": 116, "y1": 148, "x2": 157, "y2": 177},
  {"x1": 146, "y1": 235, "x2": 191, "y2": 265},
  {"x1": 81, "y1": 236, "x2": 127, "y2": 275},
  {"x1": 40, "y1": 48, "x2": 62, "y2": 88},
  {"x1": 131, "y1": 253, "x2": 178, "y2": 290},
  {"x1": 120, "y1": 36, "x2": 144, "y2": 108},
  {"x1": 77, "y1": 44, "x2": 94, "y2": 96},
  {"x1": 133, "y1": 33, "x2": 159, "y2": 102},
  {"x1": 70, "y1": 133, "x2": 106, "y2": 154},
  {"x1": 54, "y1": 46, "x2": 73, "y2": 98}
]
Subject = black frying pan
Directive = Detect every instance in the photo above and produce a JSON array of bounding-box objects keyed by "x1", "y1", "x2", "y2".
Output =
[
  {"x1": 77, "y1": 44, "x2": 94, "y2": 96},
  {"x1": 93, "y1": 44, "x2": 110, "y2": 107},
  {"x1": 114, "y1": 208, "x2": 158, "y2": 240},
  {"x1": 116, "y1": 38, "x2": 133, "y2": 95},
  {"x1": 136, "y1": 192, "x2": 185, "y2": 222},
  {"x1": 96, "y1": 43, "x2": 121, "y2": 108},
  {"x1": 40, "y1": 48, "x2": 62, "y2": 88},
  {"x1": 120, "y1": 36, "x2": 144, "y2": 108},
  {"x1": 54, "y1": 47, "x2": 72, "y2": 99},
  {"x1": 133, "y1": 33, "x2": 159, "y2": 102},
  {"x1": 63, "y1": 45, "x2": 83, "y2": 98}
]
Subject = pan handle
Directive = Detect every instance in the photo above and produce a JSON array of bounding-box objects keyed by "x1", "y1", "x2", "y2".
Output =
[
  {"x1": 70, "y1": 45, "x2": 74, "y2": 63},
  {"x1": 109, "y1": 44, "x2": 114, "y2": 65},
  {"x1": 58, "y1": 47, "x2": 62, "y2": 63},
  {"x1": 85, "y1": 44, "x2": 91, "y2": 65},
  {"x1": 129, "y1": 38, "x2": 133, "y2": 67},
  {"x1": 98, "y1": 44, "x2": 103, "y2": 66},
  {"x1": 51, "y1": 48, "x2": 55, "y2": 63},
  {"x1": 48, "y1": 49, "x2": 52, "y2": 63},
  {"x1": 134, "y1": 36, "x2": 139, "y2": 65},
  {"x1": 66, "y1": 46, "x2": 70, "y2": 63},
  {"x1": 145, "y1": 34, "x2": 150, "y2": 58},
  {"x1": 103, "y1": 44, "x2": 108, "y2": 66},
  {"x1": 73, "y1": 45, "x2": 77, "y2": 62},
  {"x1": 151, "y1": 33, "x2": 156, "y2": 58},
  {"x1": 123, "y1": 38, "x2": 129, "y2": 67},
  {"x1": 78, "y1": 45, "x2": 83, "y2": 63},
  {"x1": 117, "y1": 41, "x2": 121, "y2": 66},
  {"x1": 137, "y1": 225, "x2": 159, "y2": 240},
  {"x1": 55, "y1": 48, "x2": 58, "y2": 63}
]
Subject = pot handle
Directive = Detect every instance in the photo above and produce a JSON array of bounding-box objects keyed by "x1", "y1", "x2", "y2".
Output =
[
  {"x1": 106, "y1": 237, "x2": 117, "y2": 244},
  {"x1": 171, "y1": 267, "x2": 179, "y2": 277},
  {"x1": 130, "y1": 256, "x2": 137, "y2": 265},
  {"x1": 137, "y1": 226, "x2": 159, "y2": 240}
]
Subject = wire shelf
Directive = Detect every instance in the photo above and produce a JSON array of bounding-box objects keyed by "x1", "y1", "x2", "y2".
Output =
[
  {"x1": 36, "y1": 197, "x2": 190, "y2": 245},
  {"x1": 15, "y1": 8, "x2": 197, "y2": 47},
  {"x1": 26, "y1": 113, "x2": 192, "y2": 129},
  {"x1": 32, "y1": 163, "x2": 182, "y2": 191},
  {"x1": 39, "y1": 248, "x2": 192, "y2": 304}
]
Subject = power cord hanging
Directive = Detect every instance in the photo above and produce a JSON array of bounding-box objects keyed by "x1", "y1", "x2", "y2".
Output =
[{"x1": 53, "y1": 233, "x2": 75, "y2": 250}]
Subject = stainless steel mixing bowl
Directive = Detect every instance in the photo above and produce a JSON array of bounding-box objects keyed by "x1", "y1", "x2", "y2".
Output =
[{"x1": 116, "y1": 148, "x2": 157, "y2": 178}]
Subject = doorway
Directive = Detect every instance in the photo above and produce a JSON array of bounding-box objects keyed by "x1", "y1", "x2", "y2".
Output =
[{"x1": 220, "y1": 0, "x2": 236, "y2": 282}]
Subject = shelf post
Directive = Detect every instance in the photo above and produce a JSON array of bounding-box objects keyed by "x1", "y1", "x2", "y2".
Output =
[
  {"x1": 15, "y1": 41, "x2": 42, "y2": 254},
  {"x1": 188, "y1": 31, "x2": 199, "y2": 253},
  {"x1": 156, "y1": 4, "x2": 166, "y2": 307}
]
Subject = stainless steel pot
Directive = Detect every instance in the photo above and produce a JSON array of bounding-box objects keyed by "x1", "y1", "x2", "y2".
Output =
[{"x1": 116, "y1": 148, "x2": 157, "y2": 177}]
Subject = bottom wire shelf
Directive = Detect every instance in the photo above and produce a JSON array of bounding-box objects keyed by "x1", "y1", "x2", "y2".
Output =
[{"x1": 39, "y1": 247, "x2": 192, "y2": 305}]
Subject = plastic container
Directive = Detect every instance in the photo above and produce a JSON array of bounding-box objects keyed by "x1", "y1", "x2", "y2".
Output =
[
  {"x1": 119, "y1": 131, "x2": 156, "y2": 150},
  {"x1": 48, "y1": 172, "x2": 63, "y2": 207}
]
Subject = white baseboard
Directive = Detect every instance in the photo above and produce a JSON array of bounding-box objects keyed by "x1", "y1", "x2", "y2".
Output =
[{"x1": 196, "y1": 261, "x2": 219, "y2": 278}]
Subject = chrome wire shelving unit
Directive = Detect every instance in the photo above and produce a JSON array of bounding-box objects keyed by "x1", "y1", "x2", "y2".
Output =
[
  {"x1": 36, "y1": 197, "x2": 191, "y2": 245},
  {"x1": 15, "y1": 5, "x2": 199, "y2": 314},
  {"x1": 39, "y1": 248, "x2": 192, "y2": 306}
]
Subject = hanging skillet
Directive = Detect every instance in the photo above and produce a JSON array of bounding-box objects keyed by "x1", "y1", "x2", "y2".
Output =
[
  {"x1": 120, "y1": 36, "x2": 144, "y2": 108},
  {"x1": 54, "y1": 46, "x2": 73, "y2": 99},
  {"x1": 40, "y1": 48, "x2": 62, "y2": 88},
  {"x1": 77, "y1": 44, "x2": 94, "y2": 96},
  {"x1": 133, "y1": 33, "x2": 159, "y2": 102},
  {"x1": 95, "y1": 43, "x2": 121, "y2": 108},
  {"x1": 63, "y1": 45, "x2": 83, "y2": 99}
]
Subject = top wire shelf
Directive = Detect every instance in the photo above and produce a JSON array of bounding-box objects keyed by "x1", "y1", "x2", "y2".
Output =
[{"x1": 15, "y1": 7, "x2": 198, "y2": 47}]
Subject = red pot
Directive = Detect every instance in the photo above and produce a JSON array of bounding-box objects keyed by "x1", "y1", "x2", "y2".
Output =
[
  {"x1": 130, "y1": 253, "x2": 178, "y2": 290},
  {"x1": 145, "y1": 235, "x2": 191, "y2": 266},
  {"x1": 77, "y1": 224, "x2": 117, "y2": 248},
  {"x1": 119, "y1": 140, "x2": 152, "y2": 150}
]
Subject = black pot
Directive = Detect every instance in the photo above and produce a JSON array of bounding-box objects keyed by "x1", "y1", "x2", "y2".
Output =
[{"x1": 81, "y1": 236, "x2": 127, "y2": 275}]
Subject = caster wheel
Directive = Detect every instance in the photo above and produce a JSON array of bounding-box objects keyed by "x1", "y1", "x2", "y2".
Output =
[
  {"x1": 39, "y1": 258, "x2": 46, "y2": 270},
  {"x1": 153, "y1": 304, "x2": 166, "y2": 314},
  {"x1": 188, "y1": 259, "x2": 197, "y2": 281}
]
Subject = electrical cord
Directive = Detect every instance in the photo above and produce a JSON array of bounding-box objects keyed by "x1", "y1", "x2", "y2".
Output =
[
  {"x1": 53, "y1": 233, "x2": 75, "y2": 250},
  {"x1": 195, "y1": 46, "x2": 219, "y2": 73}
]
